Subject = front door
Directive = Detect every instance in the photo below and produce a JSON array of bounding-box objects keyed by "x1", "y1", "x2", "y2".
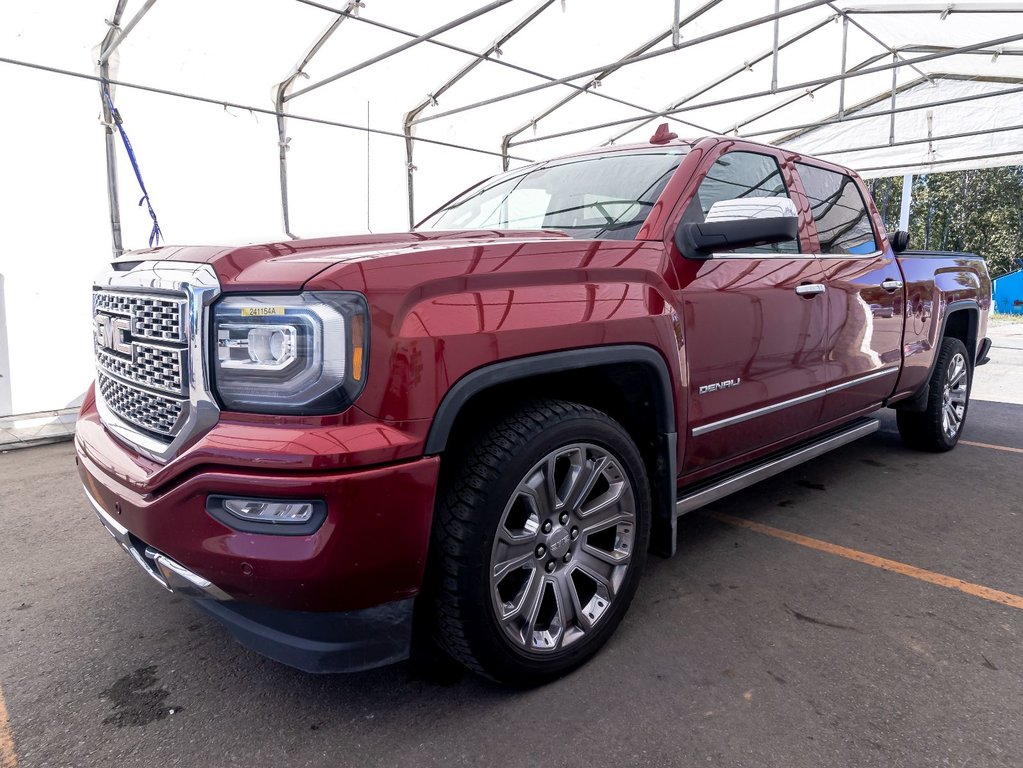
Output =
[{"x1": 674, "y1": 148, "x2": 830, "y2": 475}]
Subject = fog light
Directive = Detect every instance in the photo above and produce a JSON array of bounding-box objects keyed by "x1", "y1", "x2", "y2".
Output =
[
  {"x1": 206, "y1": 495, "x2": 326, "y2": 535},
  {"x1": 223, "y1": 499, "x2": 314, "y2": 523}
]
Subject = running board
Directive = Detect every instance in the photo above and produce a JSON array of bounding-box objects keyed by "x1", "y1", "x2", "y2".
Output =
[{"x1": 675, "y1": 418, "x2": 879, "y2": 517}]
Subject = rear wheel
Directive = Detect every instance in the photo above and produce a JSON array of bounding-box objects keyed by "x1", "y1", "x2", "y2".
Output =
[
  {"x1": 431, "y1": 400, "x2": 650, "y2": 685},
  {"x1": 897, "y1": 336, "x2": 972, "y2": 452}
]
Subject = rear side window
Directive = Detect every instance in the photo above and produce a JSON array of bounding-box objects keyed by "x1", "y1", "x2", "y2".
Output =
[
  {"x1": 796, "y1": 163, "x2": 877, "y2": 255},
  {"x1": 685, "y1": 151, "x2": 799, "y2": 254}
]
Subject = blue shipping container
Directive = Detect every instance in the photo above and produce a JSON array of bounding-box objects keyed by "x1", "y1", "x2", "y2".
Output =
[{"x1": 993, "y1": 270, "x2": 1023, "y2": 314}]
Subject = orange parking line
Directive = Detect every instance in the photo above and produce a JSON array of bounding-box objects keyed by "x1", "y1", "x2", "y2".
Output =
[
  {"x1": 0, "y1": 684, "x2": 16, "y2": 768},
  {"x1": 705, "y1": 510, "x2": 1023, "y2": 611},
  {"x1": 960, "y1": 440, "x2": 1023, "y2": 455}
]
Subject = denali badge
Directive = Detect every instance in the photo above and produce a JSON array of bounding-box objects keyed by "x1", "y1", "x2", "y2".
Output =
[
  {"x1": 95, "y1": 313, "x2": 133, "y2": 356},
  {"x1": 699, "y1": 378, "x2": 741, "y2": 395}
]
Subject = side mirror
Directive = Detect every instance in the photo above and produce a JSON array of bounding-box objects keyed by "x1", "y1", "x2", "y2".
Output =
[
  {"x1": 888, "y1": 230, "x2": 910, "y2": 253},
  {"x1": 676, "y1": 216, "x2": 798, "y2": 259},
  {"x1": 675, "y1": 196, "x2": 799, "y2": 259}
]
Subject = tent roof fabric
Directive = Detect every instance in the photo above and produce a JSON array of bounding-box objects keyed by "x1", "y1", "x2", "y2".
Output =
[
  {"x1": 5, "y1": 0, "x2": 1023, "y2": 226},
  {"x1": 12, "y1": 2, "x2": 1023, "y2": 162}
]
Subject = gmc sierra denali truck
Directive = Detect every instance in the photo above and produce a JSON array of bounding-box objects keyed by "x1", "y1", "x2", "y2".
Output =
[{"x1": 77, "y1": 130, "x2": 992, "y2": 685}]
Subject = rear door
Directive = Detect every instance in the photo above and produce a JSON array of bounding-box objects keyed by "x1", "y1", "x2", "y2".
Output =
[
  {"x1": 673, "y1": 146, "x2": 830, "y2": 475},
  {"x1": 792, "y1": 162, "x2": 904, "y2": 422}
]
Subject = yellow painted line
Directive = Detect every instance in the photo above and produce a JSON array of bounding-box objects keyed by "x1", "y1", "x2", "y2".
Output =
[
  {"x1": 960, "y1": 439, "x2": 1023, "y2": 455},
  {"x1": 0, "y1": 684, "x2": 16, "y2": 768},
  {"x1": 705, "y1": 510, "x2": 1023, "y2": 611}
]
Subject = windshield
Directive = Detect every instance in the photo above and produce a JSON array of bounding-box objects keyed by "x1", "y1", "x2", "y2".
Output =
[{"x1": 418, "y1": 148, "x2": 688, "y2": 240}]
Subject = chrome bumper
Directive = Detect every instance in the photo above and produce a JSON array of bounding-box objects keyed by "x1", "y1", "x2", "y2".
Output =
[{"x1": 83, "y1": 485, "x2": 231, "y2": 601}]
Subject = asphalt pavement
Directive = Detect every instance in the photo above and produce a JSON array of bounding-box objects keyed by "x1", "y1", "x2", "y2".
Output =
[{"x1": 1, "y1": 334, "x2": 1021, "y2": 768}]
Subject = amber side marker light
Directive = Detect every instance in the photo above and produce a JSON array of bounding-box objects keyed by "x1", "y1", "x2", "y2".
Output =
[{"x1": 351, "y1": 312, "x2": 365, "y2": 382}]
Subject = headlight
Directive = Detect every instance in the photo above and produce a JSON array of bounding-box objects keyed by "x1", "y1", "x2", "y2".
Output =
[{"x1": 212, "y1": 292, "x2": 368, "y2": 414}]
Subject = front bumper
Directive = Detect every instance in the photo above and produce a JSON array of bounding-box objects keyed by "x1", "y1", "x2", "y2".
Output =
[
  {"x1": 77, "y1": 435, "x2": 439, "y2": 613},
  {"x1": 76, "y1": 399, "x2": 441, "y2": 672},
  {"x1": 84, "y1": 484, "x2": 232, "y2": 600},
  {"x1": 83, "y1": 478, "x2": 420, "y2": 673}
]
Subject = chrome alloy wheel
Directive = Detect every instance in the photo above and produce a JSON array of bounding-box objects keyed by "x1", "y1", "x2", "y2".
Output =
[
  {"x1": 942, "y1": 352, "x2": 969, "y2": 440},
  {"x1": 488, "y1": 443, "x2": 636, "y2": 654}
]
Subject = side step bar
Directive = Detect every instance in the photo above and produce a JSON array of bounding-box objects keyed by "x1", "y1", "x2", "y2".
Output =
[{"x1": 675, "y1": 418, "x2": 879, "y2": 517}]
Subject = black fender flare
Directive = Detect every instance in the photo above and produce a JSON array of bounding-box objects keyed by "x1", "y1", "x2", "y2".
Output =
[{"x1": 424, "y1": 344, "x2": 681, "y2": 556}]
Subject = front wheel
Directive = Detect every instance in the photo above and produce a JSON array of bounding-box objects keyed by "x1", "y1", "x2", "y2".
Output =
[
  {"x1": 430, "y1": 400, "x2": 651, "y2": 685},
  {"x1": 897, "y1": 336, "x2": 972, "y2": 452}
]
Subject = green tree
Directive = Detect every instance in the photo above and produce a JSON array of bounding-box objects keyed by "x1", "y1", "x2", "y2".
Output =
[{"x1": 866, "y1": 168, "x2": 1023, "y2": 277}]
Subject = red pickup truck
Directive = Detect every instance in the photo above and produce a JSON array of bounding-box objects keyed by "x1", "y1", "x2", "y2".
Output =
[{"x1": 77, "y1": 131, "x2": 992, "y2": 685}]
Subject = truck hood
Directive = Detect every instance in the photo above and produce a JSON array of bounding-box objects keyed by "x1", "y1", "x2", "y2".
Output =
[{"x1": 119, "y1": 230, "x2": 572, "y2": 291}]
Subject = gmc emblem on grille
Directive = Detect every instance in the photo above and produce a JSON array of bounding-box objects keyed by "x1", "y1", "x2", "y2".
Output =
[{"x1": 95, "y1": 314, "x2": 133, "y2": 356}]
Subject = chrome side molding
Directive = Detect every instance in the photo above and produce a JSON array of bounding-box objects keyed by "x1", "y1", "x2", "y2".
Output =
[{"x1": 692, "y1": 368, "x2": 897, "y2": 437}]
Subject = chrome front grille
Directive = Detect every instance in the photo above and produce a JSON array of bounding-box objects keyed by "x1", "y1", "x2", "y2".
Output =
[
  {"x1": 97, "y1": 373, "x2": 184, "y2": 435},
  {"x1": 93, "y1": 291, "x2": 185, "y2": 342},
  {"x1": 93, "y1": 261, "x2": 222, "y2": 463},
  {"x1": 94, "y1": 288, "x2": 189, "y2": 436},
  {"x1": 95, "y1": 344, "x2": 186, "y2": 396}
]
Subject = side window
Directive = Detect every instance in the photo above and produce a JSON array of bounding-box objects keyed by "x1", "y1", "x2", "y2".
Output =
[
  {"x1": 686, "y1": 151, "x2": 800, "y2": 254},
  {"x1": 796, "y1": 163, "x2": 878, "y2": 255}
]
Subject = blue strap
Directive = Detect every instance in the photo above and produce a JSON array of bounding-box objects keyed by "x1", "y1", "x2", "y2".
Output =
[{"x1": 103, "y1": 85, "x2": 163, "y2": 248}]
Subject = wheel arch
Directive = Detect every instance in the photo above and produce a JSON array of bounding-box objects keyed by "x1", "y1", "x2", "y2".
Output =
[
  {"x1": 425, "y1": 345, "x2": 680, "y2": 557},
  {"x1": 942, "y1": 301, "x2": 980, "y2": 360},
  {"x1": 894, "y1": 299, "x2": 979, "y2": 413}
]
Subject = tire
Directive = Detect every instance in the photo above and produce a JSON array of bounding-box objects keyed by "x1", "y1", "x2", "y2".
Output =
[
  {"x1": 897, "y1": 336, "x2": 972, "y2": 452},
  {"x1": 430, "y1": 399, "x2": 651, "y2": 686}
]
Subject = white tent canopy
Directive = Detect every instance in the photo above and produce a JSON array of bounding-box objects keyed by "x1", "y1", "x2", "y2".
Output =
[{"x1": 1, "y1": 0, "x2": 1021, "y2": 419}]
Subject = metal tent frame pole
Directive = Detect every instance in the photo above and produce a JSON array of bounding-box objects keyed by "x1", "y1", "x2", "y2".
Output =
[
  {"x1": 760, "y1": 75, "x2": 1023, "y2": 142},
  {"x1": 403, "y1": 0, "x2": 555, "y2": 228},
  {"x1": 900, "y1": 45, "x2": 1023, "y2": 57},
  {"x1": 285, "y1": 0, "x2": 517, "y2": 102},
  {"x1": 509, "y1": 31, "x2": 1023, "y2": 148},
  {"x1": 601, "y1": 13, "x2": 837, "y2": 146},
  {"x1": 857, "y1": 148, "x2": 1023, "y2": 175},
  {"x1": 296, "y1": 0, "x2": 716, "y2": 129},
  {"x1": 890, "y1": 53, "x2": 899, "y2": 145},
  {"x1": 412, "y1": 0, "x2": 837, "y2": 128},
  {"x1": 274, "y1": 2, "x2": 358, "y2": 238},
  {"x1": 97, "y1": 0, "x2": 158, "y2": 258},
  {"x1": 801, "y1": 120, "x2": 1023, "y2": 157},
  {"x1": 98, "y1": 0, "x2": 158, "y2": 65},
  {"x1": 830, "y1": 4, "x2": 932, "y2": 83},
  {"x1": 292, "y1": 0, "x2": 703, "y2": 115},
  {"x1": 500, "y1": 0, "x2": 726, "y2": 170},
  {"x1": 843, "y1": 3, "x2": 1023, "y2": 14},
  {"x1": 839, "y1": 14, "x2": 848, "y2": 116},
  {"x1": 728, "y1": 52, "x2": 890, "y2": 137},
  {"x1": 70, "y1": 0, "x2": 1023, "y2": 250},
  {"x1": 899, "y1": 174, "x2": 913, "y2": 231}
]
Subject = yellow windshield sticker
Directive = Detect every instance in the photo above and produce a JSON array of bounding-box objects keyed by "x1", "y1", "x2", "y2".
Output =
[{"x1": 241, "y1": 306, "x2": 286, "y2": 317}]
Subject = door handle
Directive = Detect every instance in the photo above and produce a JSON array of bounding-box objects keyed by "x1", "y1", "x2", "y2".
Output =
[
  {"x1": 795, "y1": 283, "x2": 826, "y2": 296},
  {"x1": 881, "y1": 279, "x2": 904, "y2": 292}
]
